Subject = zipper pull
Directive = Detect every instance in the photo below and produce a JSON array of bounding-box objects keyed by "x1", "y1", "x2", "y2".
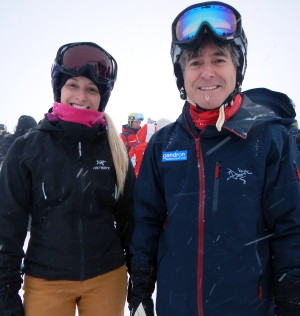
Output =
[
  {"x1": 212, "y1": 162, "x2": 221, "y2": 213},
  {"x1": 42, "y1": 182, "x2": 47, "y2": 200},
  {"x1": 78, "y1": 141, "x2": 82, "y2": 158},
  {"x1": 215, "y1": 162, "x2": 221, "y2": 179}
]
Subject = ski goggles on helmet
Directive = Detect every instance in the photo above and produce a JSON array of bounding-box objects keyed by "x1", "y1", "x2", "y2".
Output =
[
  {"x1": 52, "y1": 42, "x2": 117, "y2": 85},
  {"x1": 172, "y1": 2, "x2": 242, "y2": 45},
  {"x1": 128, "y1": 113, "x2": 144, "y2": 122}
]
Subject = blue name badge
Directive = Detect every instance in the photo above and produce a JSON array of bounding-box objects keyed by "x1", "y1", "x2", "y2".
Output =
[{"x1": 162, "y1": 150, "x2": 188, "y2": 162}]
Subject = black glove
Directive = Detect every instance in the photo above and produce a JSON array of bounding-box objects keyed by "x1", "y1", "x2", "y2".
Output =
[
  {"x1": 274, "y1": 276, "x2": 300, "y2": 316},
  {"x1": 0, "y1": 277, "x2": 24, "y2": 316},
  {"x1": 128, "y1": 265, "x2": 156, "y2": 316}
]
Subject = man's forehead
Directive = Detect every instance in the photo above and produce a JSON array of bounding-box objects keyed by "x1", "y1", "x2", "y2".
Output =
[{"x1": 197, "y1": 43, "x2": 231, "y2": 57}]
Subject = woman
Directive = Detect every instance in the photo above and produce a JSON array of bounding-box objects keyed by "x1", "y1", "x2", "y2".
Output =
[{"x1": 0, "y1": 42, "x2": 135, "y2": 316}]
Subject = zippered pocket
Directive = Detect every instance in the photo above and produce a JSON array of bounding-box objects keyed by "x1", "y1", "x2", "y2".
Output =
[{"x1": 212, "y1": 161, "x2": 221, "y2": 213}]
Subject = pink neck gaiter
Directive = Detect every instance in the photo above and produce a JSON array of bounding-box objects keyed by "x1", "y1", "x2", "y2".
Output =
[{"x1": 47, "y1": 102, "x2": 106, "y2": 127}]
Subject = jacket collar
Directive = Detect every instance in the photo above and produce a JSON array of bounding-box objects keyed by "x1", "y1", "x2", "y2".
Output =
[
  {"x1": 179, "y1": 93, "x2": 296, "y2": 139},
  {"x1": 38, "y1": 117, "x2": 105, "y2": 141}
]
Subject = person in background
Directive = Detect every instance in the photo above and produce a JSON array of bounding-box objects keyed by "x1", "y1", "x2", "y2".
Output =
[
  {"x1": 129, "y1": 118, "x2": 171, "y2": 177},
  {"x1": 0, "y1": 115, "x2": 37, "y2": 162},
  {"x1": 0, "y1": 124, "x2": 9, "y2": 139},
  {"x1": 120, "y1": 112, "x2": 144, "y2": 151},
  {"x1": 129, "y1": 119, "x2": 156, "y2": 178},
  {"x1": 0, "y1": 115, "x2": 37, "y2": 230},
  {"x1": 128, "y1": 2, "x2": 300, "y2": 316},
  {"x1": 0, "y1": 124, "x2": 10, "y2": 166},
  {"x1": 0, "y1": 41, "x2": 135, "y2": 316}
]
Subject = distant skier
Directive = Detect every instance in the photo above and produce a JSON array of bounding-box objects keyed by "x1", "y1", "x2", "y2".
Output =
[
  {"x1": 129, "y1": 118, "x2": 171, "y2": 177},
  {"x1": 0, "y1": 124, "x2": 10, "y2": 166},
  {"x1": 120, "y1": 112, "x2": 144, "y2": 152},
  {"x1": 0, "y1": 124, "x2": 9, "y2": 140},
  {"x1": 0, "y1": 115, "x2": 37, "y2": 163}
]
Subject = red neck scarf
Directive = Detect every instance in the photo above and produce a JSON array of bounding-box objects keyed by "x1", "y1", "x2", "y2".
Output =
[
  {"x1": 189, "y1": 94, "x2": 242, "y2": 129},
  {"x1": 47, "y1": 102, "x2": 106, "y2": 127}
]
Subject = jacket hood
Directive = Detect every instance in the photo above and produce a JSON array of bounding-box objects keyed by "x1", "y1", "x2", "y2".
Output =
[
  {"x1": 243, "y1": 88, "x2": 296, "y2": 120},
  {"x1": 178, "y1": 91, "x2": 297, "y2": 140}
]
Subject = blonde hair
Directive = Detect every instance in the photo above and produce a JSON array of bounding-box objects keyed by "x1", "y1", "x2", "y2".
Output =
[{"x1": 104, "y1": 113, "x2": 129, "y2": 199}]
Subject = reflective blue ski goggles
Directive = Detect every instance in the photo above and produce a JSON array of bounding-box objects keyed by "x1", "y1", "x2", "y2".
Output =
[{"x1": 172, "y1": 2, "x2": 242, "y2": 44}]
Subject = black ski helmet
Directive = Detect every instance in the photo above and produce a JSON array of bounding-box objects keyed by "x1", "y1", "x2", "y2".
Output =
[
  {"x1": 51, "y1": 42, "x2": 118, "y2": 112},
  {"x1": 170, "y1": 1, "x2": 247, "y2": 101}
]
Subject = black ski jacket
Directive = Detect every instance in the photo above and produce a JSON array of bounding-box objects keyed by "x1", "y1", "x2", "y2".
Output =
[{"x1": 0, "y1": 118, "x2": 135, "y2": 285}]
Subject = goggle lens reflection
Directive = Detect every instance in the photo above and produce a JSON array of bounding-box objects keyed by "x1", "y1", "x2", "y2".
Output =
[
  {"x1": 176, "y1": 5, "x2": 237, "y2": 41},
  {"x1": 60, "y1": 44, "x2": 115, "y2": 80}
]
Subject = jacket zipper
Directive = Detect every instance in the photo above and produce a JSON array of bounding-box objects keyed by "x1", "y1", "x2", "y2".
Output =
[
  {"x1": 255, "y1": 239, "x2": 263, "y2": 301},
  {"x1": 78, "y1": 215, "x2": 84, "y2": 280},
  {"x1": 77, "y1": 141, "x2": 85, "y2": 280},
  {"x1": 195, "y1": 137, "x2": 205, "y2": 316},
  {"x1": 212, "y1": 162, "x2": 221, "y2": 213},
  {"x1": 184, "y1": 111, "x2": 205, "y2": 315},
  {"x1": 293, "y1": 161, "x2": 300, "y2": 182}
]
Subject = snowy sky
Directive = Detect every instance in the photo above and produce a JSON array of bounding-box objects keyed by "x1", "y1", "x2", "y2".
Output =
[{"x1": 1, "y1": 0, "x2": 299, "y2": 133}]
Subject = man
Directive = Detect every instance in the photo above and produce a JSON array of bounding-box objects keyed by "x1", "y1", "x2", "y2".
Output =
[
  {"x1": 128, "y1": 2, "x2": 300, "y2": 316},
  {"x1": 120, "y1": 112, "x2": 144, "y2": 151}
]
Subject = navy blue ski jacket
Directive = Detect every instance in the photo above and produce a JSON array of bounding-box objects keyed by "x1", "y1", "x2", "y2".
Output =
[{"x1": 129, "y1": 91, "x2": 300, "y2": 316}]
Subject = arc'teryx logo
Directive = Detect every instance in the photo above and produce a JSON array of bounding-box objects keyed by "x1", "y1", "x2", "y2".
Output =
[
  {"x1": 227, "y1": 168, "x2": 252, "y2": 184},
  {"x1": 93, "y1": 160, "x2": 110, "y2": 170}
]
